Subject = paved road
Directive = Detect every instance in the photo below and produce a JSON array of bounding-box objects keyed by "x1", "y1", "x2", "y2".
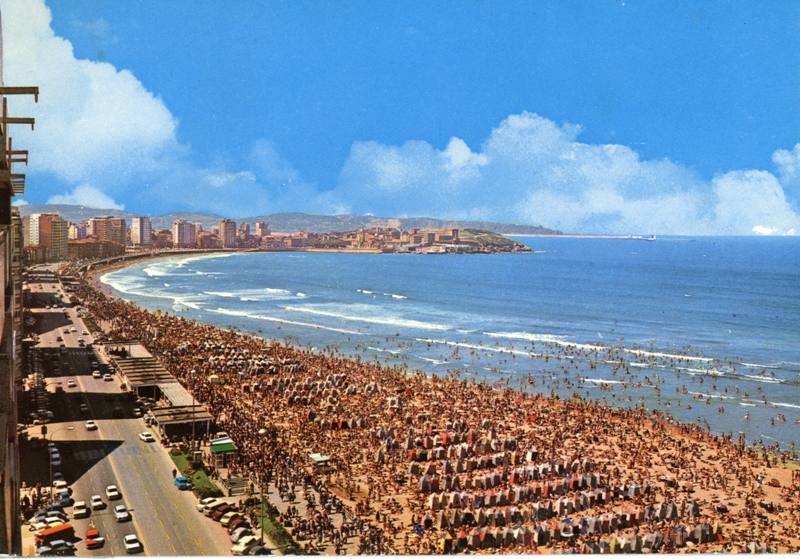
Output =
[{"x1": 22, "y1": 266, "x2": 232, "y2": 556}]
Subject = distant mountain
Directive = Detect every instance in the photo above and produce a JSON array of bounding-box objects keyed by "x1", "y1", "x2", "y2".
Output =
[{"x1": 15, "y1": 205, "x2": 559, "y2": 235}]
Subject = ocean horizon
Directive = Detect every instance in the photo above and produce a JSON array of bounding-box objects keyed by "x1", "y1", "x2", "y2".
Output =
[{"x1": 100, "y1": 235, "x2": 800, "y2": 450}]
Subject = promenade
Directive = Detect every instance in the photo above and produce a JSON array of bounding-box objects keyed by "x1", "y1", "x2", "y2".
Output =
[{"x1": 69, "y1": 262, "x2": 800, "y2": 554}]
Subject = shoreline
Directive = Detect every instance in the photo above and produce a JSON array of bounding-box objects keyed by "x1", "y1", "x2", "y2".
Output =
[{"x1": 64, "y1": 257, "x2": 800, "y2": 553}]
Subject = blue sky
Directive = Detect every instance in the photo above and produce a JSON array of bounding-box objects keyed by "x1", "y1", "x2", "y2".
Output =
[{"x1": 4, "y1": 0, "x2": 800, "y2": 234}]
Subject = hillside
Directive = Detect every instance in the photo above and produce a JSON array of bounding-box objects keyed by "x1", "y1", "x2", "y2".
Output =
[{"x1": 16, "y1": 205, "x2": 560, "y2": 236}]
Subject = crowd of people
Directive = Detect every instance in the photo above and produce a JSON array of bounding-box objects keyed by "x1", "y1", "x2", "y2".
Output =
[{"x1": 69, "y1": 267, "x2": 800, "y2": 554}]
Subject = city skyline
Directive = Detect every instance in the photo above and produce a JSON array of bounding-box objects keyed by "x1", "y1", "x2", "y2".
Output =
[{"x1": 3, "y1": 0, "x2": 800, "y2": 235}]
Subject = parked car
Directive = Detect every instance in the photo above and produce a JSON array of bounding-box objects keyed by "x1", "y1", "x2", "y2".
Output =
[
  {"x1": 204, "y1": 501, "x2": 227, "y2": 517},
  {"x1": 102, "y1": 373, "x2": 113, "y2": 382},
  {"x1": 174, "y1": 475, "x2": 192, "y2": 490},
  {"x1": 230, "y1": 527, "x2": 254, "y2": 543},
  {"x1": 228, "y1": 516, "x2": 249, "y2": 534},
  {"x1": 114, "y1": 505, "x2": 131, "y2": 522},
  {"x1": 220, "y1": 511, "x2": 241, "y2": 527},
  {"x1": 231, "y1": 535, "x2": 258, "y2": 556},
  {"x1": 138, "y1": 432, "x2": 155, "y2": 443},
  {"x1": 246, "y1": 545, "x2": 271, "y2": 555},
  {"x1": 210, "y1": 504, "x2": 233, "y2": 521},
  {"x1": 196, "y1": 497, "x2": 219, "y2": 513},
  {"x1": 123, "y1": 534, "x2": 142, "y2": 554}
]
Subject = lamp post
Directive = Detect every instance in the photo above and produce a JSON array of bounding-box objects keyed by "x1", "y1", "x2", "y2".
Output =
[{"x1": 258, "y1": 428, "x2": 267, "y2": 546}]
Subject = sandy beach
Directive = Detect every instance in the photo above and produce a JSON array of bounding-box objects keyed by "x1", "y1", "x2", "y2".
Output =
[{"x1": 68, "y1": 255, "x2": 800, "y2": 554}]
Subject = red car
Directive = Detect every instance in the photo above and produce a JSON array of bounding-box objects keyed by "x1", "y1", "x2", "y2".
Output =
[
  {"x1": 85, "y1": 528, "x2": 105, "y2": 549},
  {"x1": 210, "y1": 504, "x2": 233, "y2": 521}
]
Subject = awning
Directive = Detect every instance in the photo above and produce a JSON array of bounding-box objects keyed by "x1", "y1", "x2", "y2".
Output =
[
  {"x1": 309, "y1": 452, "x2": 331, "y2": 465},
  {"x1": 210, "y1": 441, "x2": 237, "y2": 454}
]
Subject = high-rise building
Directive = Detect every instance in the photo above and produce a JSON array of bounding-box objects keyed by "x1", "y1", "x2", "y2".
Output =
[
  {"x1": 23, "y1": 213, "x2": 68, "y2": 261},
  {"x1": 172, "y1": 219, "x2": 197, "y2": 247},
  {"x1": 68, "y1": 222, "x2": 87, "y2": 240},
  {"x1": 87, "y1": 216, "x2": 126, "y2": 246},
  {"x1": 130, "y1": 216, "x2": 152, "y2": 247},
  {"x1": 255, "y1": 221, "x2": 270, "y2": 238},
  {"x1": 38, "y1": 214, "x2": 68, "y2": 261},
  {"x1": 219, "y1": 219, "x2": 237, "y2": 248},
  {"x1": 0, "y1": 27, "x2": 39, "y2": 552}
]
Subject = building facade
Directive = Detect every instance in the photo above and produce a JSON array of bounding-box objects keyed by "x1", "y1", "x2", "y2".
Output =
[
  {"x1": 171, "y1": 219, "x2": 196, "y2": 247},
  {"x1": 130, "y1": 216, "x2": 152, "y2": 247},
  {"x1": 87, "y1": 216, "x2": 127, "y2": 247},
  {"x1": 219, "y1": 219, "x2": 237, "y2": 248}
]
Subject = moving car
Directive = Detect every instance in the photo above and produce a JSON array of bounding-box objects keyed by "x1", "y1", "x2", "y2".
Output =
[
  {"x1": 79, "y1": 403, "x2": 89, "y2": 414},
  {"x1": 49, "y1": 455, "x2": 61, "y2": 468},
  {"x1": 105, "y1": 485, "x2": 121, "y2": 500},
  {"x1": 91, "y1": 370, "x2": 101, "y2": 379},
  {"x1": 85, "y1": 528, "x2": 104, "y2": 549},
  {"x1": 138, "y1": 432, "x2": 155, "y2": 443},
  {"x1": 85, "y1": 420, "x2": 98, "y2": 431},
  {"x1": 123, "y1": 534, "x2": 142, "y2": 554},
  {"x1": 90, "y1": 495, "x2": 105, "y2": 510},
  {"x1": 102, "y1": 373, "x2": 113, "y2": 382},
  {"x1": 71, "y1": 501, "x2": 89, "y2": 519},
  {"x1": 66, "y1": 379, "x2": 76, "y2": 388},
  {"x1": 114, "y1": 505, "x2": 131, "y2": 522}
]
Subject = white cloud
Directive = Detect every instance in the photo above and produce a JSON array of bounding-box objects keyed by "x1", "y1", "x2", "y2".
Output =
[
  {"x1": 330, "y1": 111, "x2": 800, "y2": 235},
  {"x1": 12, "y1": 198, "x2": 28, "y2": 206},
  {"x1": 772, "y1": 143, "x2": 800, "y2": 185},
  {"x1": 2, "y1": 0, "x2": 178, "y2": 184},
  {"x1": 47, "y1": 184, "x2": 124, "y2": 209},
  {"x1": 204, "y1": 171, "x2": 257, "y2": 188}
]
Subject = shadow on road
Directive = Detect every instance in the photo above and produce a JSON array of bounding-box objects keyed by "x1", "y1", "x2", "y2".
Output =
[{"x1": 21, "y1": 437, "x2": 124, "y2": 487}]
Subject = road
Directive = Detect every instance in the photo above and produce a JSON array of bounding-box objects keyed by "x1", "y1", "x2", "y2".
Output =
[{"x1": 22, "y1": 266, "x2": 232, "y2": 556}]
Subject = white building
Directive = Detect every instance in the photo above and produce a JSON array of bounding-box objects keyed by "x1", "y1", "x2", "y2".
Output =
[{"x1": 131, "y1": 216, "x2": 153, "y2": 247}]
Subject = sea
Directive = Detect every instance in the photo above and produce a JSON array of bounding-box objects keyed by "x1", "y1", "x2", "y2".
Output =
[{"x1": 100, "y1": 236, "x2": 800, "y2": 450}]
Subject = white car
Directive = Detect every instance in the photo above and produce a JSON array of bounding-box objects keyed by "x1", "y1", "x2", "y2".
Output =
[
  {"x1": 70, "y1": 327, "x2": 77, "y2": 333},
  {"x1": 196, "y1": 497, "x2": 219, "y2": 512},
  {"x1": 92, "y1": 370, "x2": 102, "y2": 378},
  {"x1": 72, "y1": 501, "x2": 90, "y2": 518},
  {"x1": 66, "y1": 379, "x2": 77, "y2": 388},
  {"x1": 138, "y1": 432, "x2": 155, "y2": 443},
  {"x1": 123, "y1": 534, "x2": 142, "y2": 554},
  {"x1": 221, "y1": 511, "x2": 241, "y2": 527},
  {"x1": 114, "y1": 504, "x2": 131, "y2": 522},
  {"x1": 90, "y1": 495, "x2": 105, "y2": 510},
  {"x1": 102, "y1": 373, "x2": 113, "y2": 382},
  {"x1": 50, "y1": 455, "x2": 61, "y2": 468},
  {"x1": 105, "y1": 485, "x2": 121, "y2": 500},
  {"x1": 52, "y1": 480, "x2": 69, "y2": 491},
  {"x1": 85, "y1": 420, "x2": 98, "y2": 431},
  {"x1": 231, "y1": 535, "x2": 258, "y2": 555}
]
